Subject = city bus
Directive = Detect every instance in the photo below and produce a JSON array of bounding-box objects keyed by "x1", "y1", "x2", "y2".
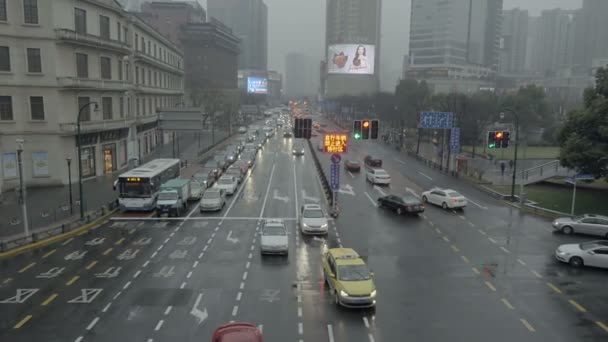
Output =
[{"x1": 115, "y1": 158, "x2": 181, "y2": 211}]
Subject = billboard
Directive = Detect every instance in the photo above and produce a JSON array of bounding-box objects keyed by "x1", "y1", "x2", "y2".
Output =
[
  {"x1": 328, "y1": 44, "x2": 375, "y2": 75},
  {"x1": 247, "y1": 77, "x2": 268, "y2": 94}
]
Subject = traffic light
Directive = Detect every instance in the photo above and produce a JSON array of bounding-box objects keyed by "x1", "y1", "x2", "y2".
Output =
[
  {"x1": 370, "y1": 120, "x2": 379, "y2": 139},
  {"x1": 362, "y1": 120, "x2": 370, "y2": 139},
  {"x1": 502, "y1": 131, "x2": 510, "y2": 148},
  {"x1": 353, "y1": 120, "x2": 362, "y2": 140},
  {"x1": 487, "y1": 130, "x2": 510, "y2": 148},
  {"x1": 488, "y1": 131, "x2": 497, "y2": 149},
  {"x1": 303, "y1": 118, "x2": 312, "y2": 139},
  {"x1": 294, "y1": 118, "x2": 302, "y2": 138}
]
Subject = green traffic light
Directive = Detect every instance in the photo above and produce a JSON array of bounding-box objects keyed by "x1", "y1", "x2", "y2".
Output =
[
  {"x1": 354, "y1": 133, "x2": 361, "y2": 140},
  {"x1": 489, "y1": 143, "x2": 496, "y2": 148}
]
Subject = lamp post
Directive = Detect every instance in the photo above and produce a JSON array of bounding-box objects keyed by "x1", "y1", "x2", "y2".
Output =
[
  {"x1": 66, "y1": 157, "x2": 73, "y2": 215},
  {"x1": 500, "y1": 108, "x2": 520, "y2": 201},
  {"x1": 16, "y1": 138, "x2": 29, "y2": 238},
  {"x1": 77, "y1": 101, "x2": 98, "y2": 220}
]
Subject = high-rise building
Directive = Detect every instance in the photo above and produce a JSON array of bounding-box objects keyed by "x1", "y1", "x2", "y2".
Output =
[
  {"x1": 324, "y1": 0, "x2": 382, "y2": 98},
  {"x1": 207, "y1": 0, "x2": 268, "y2": 71},
  {"x1": 406, "y1": 0, "x2": 503, "y2": 93},
  {"x1": 285, "y1": 53, "x2": 318, "y2": 98},
  {"x1": 573, "y1": 0, "x2": 608, "y2": 69},
  {"x1": 528, "y1": 9, "x2": 576, "y2": 75},
  {"x1": 499, "y1": 9, "x2": 528, "y2": 74}
]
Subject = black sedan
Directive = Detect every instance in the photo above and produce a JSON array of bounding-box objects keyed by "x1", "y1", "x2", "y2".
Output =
[
  {"x1": 345, "y1": 160, "x2": 361, "y2": 172},
  {"x1": 377, "y1": 194, "x2": 424, "y2": 215}
]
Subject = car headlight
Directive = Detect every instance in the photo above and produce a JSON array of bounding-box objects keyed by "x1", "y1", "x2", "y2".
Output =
[
  {"x1": 370, "y1": 290, "x2": 376, "y2": 298},
  {"x1": 292, "y1": 150, "x2": 296, "y2": 153},
  {"x1": 302, "y1": 222, "x2": 309, "y2": 228},
  {"x1": 339, "y1": 290, "x2": 349, "y2": 297},
  {"x1": 557, "y1": 250, "x2": 569, "y2": 256},
  {"x1": 320, "y1": 223, "x2": 328, "y2": 228}
]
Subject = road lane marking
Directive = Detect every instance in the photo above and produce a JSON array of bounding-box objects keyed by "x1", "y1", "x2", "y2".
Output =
[
  {"x1": 186, "y1": 271, "x2": 192, "y2": 279},
  {"x1": 232, "y1": 305, "x2": 239, "y2": 316},
  {"x1": 62, "y1": 238, "x2": 74, "y2": 246},
  {"x1": 297, "y1": 295, "x2": 302, "y2": 303},
  {"x1": 501, "y1": 298, "x2": 514, "y2": 310},
  {"x1": 468, "y1": 222, "x2": 475, "y2": 227},
  {"x1": 66, "y1": 275, "x2": 80, "y2": 286},
  {"x1": 86, "y1": 317, "x2": 100, "y2": 330},
  {"x1": 41, "y1": 293, "x2": 58, "y2": 306},
  {"x1": 102, "y1": 302, "x2": 111, "y2": 313},
  {"x1": 485, "y1": 281, "x2": 496, "y2": 292},
  {"x1": 18, "y1": 262, "x2": 36, "y2": 273},
  {"x1": 517, "y1": 259, "x2": 526, "y2": 266},
  {"x1": 248, "y1": 253, "x2": 253, "y2": 259},
  {"x1": 595, "y1": 321, "x2": 608, "y2": 333},
  {"x1": 143, "y1": 260, "x2": 150, "y2": 267},
  {"x1": 180, "y1": 282, "x2": 186, "y2": 289},
  {"x1": 164, "y1": 306, "x2": 172, "y2": 315},
  {"x1": 368, "y1": 334, "x2": 376, "y2": 342},
  {"x1": 364, "y1": 192, "x2": 377, "y2": 207},
  {"x1": 500, "y1": 246, "x2": 510, "y2": 254},
  {"x1": 155, "y1": 320, "x2": 164, "y2": 331},
  {"x1": 258, "y1": 325, "x2": 263, "y2": 334},
  {"x1": 298, "y1": 307, "x2": 302, "y2": 317},
  {"x1": 85, "y1": 260, "x2": 98, "y2": 270},
  {"x1": 13, "y1": 315, "x2": 32, "y2": 329},
  {"x1": 157, "y1": 245, "x2": 164, "y2": 251},
  {"x1": 259, "y1": 164, "x2": 276, "y2": 218},
  {"x1": 327, "y1": 325, "x2": 335, "y2": 342},
  {"x1": 133, "y1": 270, "x2": 141, "y2": 278},
  {"x1": 363, "y1": 317, "x2": 370, "y2": 328},
  {"x1": 113, "y1": 291, "x2": 122, "y2": 300},
  {"x1": 461, "y1": 255, "x2": 470, "y2": 263},
  {"x1": 568, "y1": 299, "x2": 587, "y2": 312},
  {"x1": 348, "y1": 171, "x2": 355, "y2": 178},
  {"x1": 151, "y1": 251, "x2": 158, "y2": 258},
  {"x1": 240, "y1": 282, "x2": 245, "y2": 290},
  {"x1": 123, "y1": 281, "x2": 132, "y2": 290},
  {"x1": 246, "y1": 261, "x2": 251, "y2": 269},
  {"x1": 199, "y1": 252, "x2": 205, "y2": 258},
  {"x1": 193, "y1": 261, "x2": 199, "y2": 268},
  {"x1": 472, "y1": 267, "x2": 480, "y2": 274},
  {"x1": 42, "y1": 249, "x2": 56, "y2": 258},
  {"x1": 488, "y1": 237, "x2": 497, "y2": 244},
  {"x1": 532, "y1": 270, "x2": 543, "y2": 278},
  {"x1": 75, "y1": 337, "x2": 84, "y2": 342},
  {"x1": 115, "y1": 238, "x2": 125, "y2": 245},
  {"x1": 478, "y1": 229, "x2": 486, "y2": 236},
  {"x1": 451, "y1": 245, "x2": 460, "y2": 252},
  {"x1": 547, "y1": 282, "x2": 562, "y2": 294},
  {"x1": 520, "y1": 319, "x2": 536, "y2": 332},
  {"x1": 102, "y1": 248, "x2": 113, "y2": 256},
  {"x1": 242, "y1": 271, "x2": 248, "y2": 280},
  {"x1": 428, "y1": 221, "x2": 434, "y2": 226},
  {"x1": 236, "y1": 292, "x2": 242, "y2": 301},
  {"x1": 164, "y1": 238, "x2": 170, "y2": 244},
  {"x1": 464, "y1": 197, "x2": 488, "y2": 210},
  {"x1": 298, "y1": 322, "x2": 303, "y2": 335},
  {"x1": 435, "y1": 228, "x2": 441, "y2": 234},
  {"x1": 442, "y1": 236, "x2": 450, "y2": 242},
  {"x1": 458, "y1": 215, "x2": 466, "y2": 220},
  {"x1": 418, "y1": 171, "x2": 433, "y2": 180}
]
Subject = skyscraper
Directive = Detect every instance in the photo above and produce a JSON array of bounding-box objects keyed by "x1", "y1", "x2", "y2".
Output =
[
  {"x1": 499, "y1": 9, "x2": 528, "y2": 74},
  {"x1": 528, "y1": 9, "x2": 576, "y2": 75},
  {"x1": 324, "y1": 0, "x2": 382, "y2": 98},
  {"x1": 573, "y1": 0, "x2": 608, "y2": 69},
  {"x1": 285, "y1": 53, "x2": 318, "y2": 98},
  {"x1": 207, "y1": 0, "x2": 268, "y2": 71}
]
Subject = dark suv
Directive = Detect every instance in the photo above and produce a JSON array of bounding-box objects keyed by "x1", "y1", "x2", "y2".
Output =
[{"x1": 364, "y1": 155, "x2": 382, "y2": 168}]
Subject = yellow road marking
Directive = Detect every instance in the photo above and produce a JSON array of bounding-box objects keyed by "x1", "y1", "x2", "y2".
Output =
[
  {"x1": 61, "y1": 238, "x2": 74, "y2": 246},
  {"x1": 595, "y1": 321, "x2": 608, "y2": 333},
  {"x1": 520, "y1": 319, "x2": 536, "y2": 332},
  {"x1": 468, "y1": 221, "x2": 475, "y2": 227},
  {"x1": 102, "y1": 248, "x2": 113, "y2": 256},
  {"x1": 14, "y1": 315, "x2": 33, "y2": 329},
  {"x1": 485, "y1": 281, "x2": 496, "y2": 292},
  {"x1": 2, "y1": 278, "x2": 13, "y2": 284},
  {"x1": 546, "y1": 282, "x2": 562, "y2": 294},
  {"x1": 66, "y1": 275, "x2": 80, "y2": 286},
  {"x1": 41, "y1": 293, "x2": 58, "y2": 306},
  {"x1": 451, "y1": 245, "x2": 460, "y2": 252},
  {"x1": 77, "y1": 229, "x2": 88, "y2": 236},
  {"x1": 501, "y1": 298, "x2": 514, "y2": 310},
  {"x1": 568, "y1": 299, "x2": 587, "y2": 313},
  {"x1": 115, "y1": 238, "x2": 125, "y2": 245},
  {"x1": 428, "y1": 221, "x2": 434, "y2": 226},
  {"x1": 18, "y1": 262, "x2": 36, "y2": 273},
  {"x1": 442, "y1": 236, "x2": 450, "y2": 243},
  {"x1": 472, "y1": 267, "x2": 480, "y2": 275},
  {"x1": 435, "y1": 228, "x2": 441, "y2": 234},
  {"x1": 461, "y1": 255, "x2": 470, "y2": 263},
  {"x1": 531, "y1": 270, "x2": 543, "y2": 278},
  {"x1": 85, "y1": 260, "x2": 98, "y2": 270},
  {"x1": 42, "y1": 249, "x2": 56, "y2": 258}
]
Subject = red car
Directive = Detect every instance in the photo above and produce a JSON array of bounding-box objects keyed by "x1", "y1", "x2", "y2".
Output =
[
  {"x1": 212, "y1": 322, "x2": 263, "y2": 342},
  {"x1": 345, "y1": 160, "x2": 361, "y2": 172}
]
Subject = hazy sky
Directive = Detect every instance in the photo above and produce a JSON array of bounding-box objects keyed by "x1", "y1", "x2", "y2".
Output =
[{"x1": 197, "y1": 0, "x2": 583, "y2": 91}]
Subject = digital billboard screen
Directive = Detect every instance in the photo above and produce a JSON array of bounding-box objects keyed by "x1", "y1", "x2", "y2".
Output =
[
  {"x1": 247, "y1": 77, "x2": 268, "y2": 94},
  {"x1": 328, "y1": 44, "x2": 375, "y2": 75}
]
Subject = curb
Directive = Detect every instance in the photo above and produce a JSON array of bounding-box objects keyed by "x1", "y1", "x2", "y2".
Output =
[{"x1": 0, "y1": 209, "x2": 118, "y2": 259}]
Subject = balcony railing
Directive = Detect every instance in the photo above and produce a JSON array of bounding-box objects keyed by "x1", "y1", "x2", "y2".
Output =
[
  {"x1": 56, "y1": 29, "x2": 131, "y2": 54},
  {"x1": 133, "y1": 84, "x2": 184, "y2": 95},
  {"x1": 57, "y1": 77, "x2": 131, "y2": 91},
  {"x1": 59, "y1": 118, "x2": 133, "y2": 133},
  {"x1": 133, "y1": 51, "x2": 184, "y2": 75}
]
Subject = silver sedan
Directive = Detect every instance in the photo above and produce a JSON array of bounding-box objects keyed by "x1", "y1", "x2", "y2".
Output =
[
  {"x1": 552, "y1": 214, "x2": 608, "y2": 238},
  {"x1": 555, "y1": 241, "x2": 608, "y2": 268}
]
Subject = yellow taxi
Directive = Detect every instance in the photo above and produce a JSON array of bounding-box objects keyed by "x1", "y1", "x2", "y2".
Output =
[{"x1": 323, "y1": 248, "x2": 376, "y2": 308}]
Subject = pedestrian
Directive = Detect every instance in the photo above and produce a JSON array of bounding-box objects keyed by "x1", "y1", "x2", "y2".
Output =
[
  {"x1": 509, "y1": 159, "x2": 514, "y2": 168},
  {"x1": 500, "y1": 162, "x2": 506, "y2": 176}
]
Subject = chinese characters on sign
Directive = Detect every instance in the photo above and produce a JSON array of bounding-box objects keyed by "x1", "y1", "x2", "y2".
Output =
[{"x1": 323, "y1": 134, "x2": 348, "y2": 154}]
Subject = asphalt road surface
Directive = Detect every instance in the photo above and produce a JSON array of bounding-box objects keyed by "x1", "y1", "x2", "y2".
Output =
[{"x1": 1, "y1": 116, "x2": 608, "y2": 342}]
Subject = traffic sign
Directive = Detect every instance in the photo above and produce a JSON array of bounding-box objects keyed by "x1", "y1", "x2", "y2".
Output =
[
  {"x1": 565, "y1": 174, "x2": 595, "y2": 184},
  {"x1": 330, "y1": 164, "x2": 340, "y2": 192},
  {"x1": 450, "y1": 128, "x2": 460, "y2": 152},
  {"x1": 324, "y1": 133, "x2": 348, "y2": 154},
  {"x1": 331, "y1": 154, "x2": 341, "y2": 164},
  {"x1": 419, "y1": 112, "x2": 454, "y2": 129}
]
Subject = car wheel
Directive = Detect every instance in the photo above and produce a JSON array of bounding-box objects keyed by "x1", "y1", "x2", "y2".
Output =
[
  {"x1": 397, "y1": 207, "x2": 403, "y2": 215},
  {"x1": 422, "y1": 196, "x2": 428, "y2": 203},
  {"x1": 377, "y1": 200, "x2": 383, "y2": 208},
  {"x1": 569, "y1": 256, "x2": 584, "y2": 267},
  {"x1": 561, "y1": 226, "x2": 574, "y2": 235},
  {"x1": 442, "y1": 202, "x2": 448, "y2": 209},
  {"x1": 334, "y1": 291, "x2": 340, "y2": 306}
]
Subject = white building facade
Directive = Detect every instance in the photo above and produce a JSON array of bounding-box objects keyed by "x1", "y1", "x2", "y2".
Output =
[{"x1": 0, "y1": 0, "x2": 184, "y2": 191}]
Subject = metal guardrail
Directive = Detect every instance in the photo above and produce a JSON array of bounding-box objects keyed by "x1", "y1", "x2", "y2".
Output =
[
  {"x1": 306, "y1": 139, "x2": 333, "y2": 207},
  {"x1": 517, "y1": 160, "x2": 567, "y2": 182}
]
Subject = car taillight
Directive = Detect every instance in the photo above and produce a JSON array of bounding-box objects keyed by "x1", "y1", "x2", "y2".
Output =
[{"x1": 452, "y1": 199, "x2": 457, "y2": 203}]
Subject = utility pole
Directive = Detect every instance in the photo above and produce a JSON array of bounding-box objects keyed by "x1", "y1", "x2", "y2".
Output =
[{"x1": 16, "y1": 139, "x2": 29, "y2": 238}]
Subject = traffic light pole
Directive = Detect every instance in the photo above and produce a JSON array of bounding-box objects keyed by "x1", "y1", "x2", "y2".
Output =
[{"x1": 501, "y1": 108, "x2": 520, "y2": 201}]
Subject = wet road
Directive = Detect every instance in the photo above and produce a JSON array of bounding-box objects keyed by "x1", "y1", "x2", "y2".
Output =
[{"x1": 1, "y1": 117, "x2": 608, "y2": 342}]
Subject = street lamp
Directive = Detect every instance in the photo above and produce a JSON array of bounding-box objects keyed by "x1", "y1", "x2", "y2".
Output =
[
  {"x1": 16, "y1": 138, "x2": 30, "y2": 238},
  {"x1": 77, "y1": 101, "x2": 99, "y2": 220},
  {"x1": 66, "y1": 157, "x2": 73, "y2": 215},
  {"x1": 500, "y1": 108, "x2": 520, "y2": 201}
]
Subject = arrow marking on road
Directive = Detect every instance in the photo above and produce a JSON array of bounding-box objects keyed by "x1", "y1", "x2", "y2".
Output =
[
  {"x1": 301, "y1": 189, "x2": 320, "y2": 203},
  {"x1": 95, "y1": 267, "x2": 121, "y2": 278},
  {"x1": 0, "y1": 289, "x2": 39, "y2": 303},
  {"x1": 273, "y1": 189, "x2": 289, "y2": 203},
  {"x1": 226, "y1": 230, "x2": 239, "y2": 243},
  {"x1": 373, "y1": 185, "x2": 387, "y2": 197},
  {"x1": 338, "y1": 184, "x2": 356, "y2": 196},
  {"x1": 405, "y1": 187, "x2": 420, "y2": 198},
  {"x1": 85, "y1": 237, "x2": 105, "y2": 246},
  {"x1": 67, "y1": 289, "x2": 102, "y2": 304},
  {"x1": 190, "y1": 293, "x2": 208, "y2": 325},
  {"x1": 153, "y1": 266, "x2": 176, "y2": 278},
  {"x1": 169, "y1": 250, "x2": 188, "y2": 259},
  {"x1": 36, "y1": 267, "x2": 66, "y2": 279}
]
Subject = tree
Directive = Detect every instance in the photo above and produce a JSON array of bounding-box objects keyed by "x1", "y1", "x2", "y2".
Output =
[
  {"x1": 394, "y1": 79, "x2": 432, "y2": 128},
  {"x1": 557, "y1": 67, "x2": 608, "y2": 178},
  {"x1": 500, "y1": 85, "x2": 552, "y2": 127},
  {"x1": 460, "y1": 91, "x2": 498, "y2": 155}
]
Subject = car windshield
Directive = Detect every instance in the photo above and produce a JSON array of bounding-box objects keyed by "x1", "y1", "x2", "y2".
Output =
[
  {"x1": 447, "y1": 191, "x2": 462, "y2": 197},
  {"x1": 158, "y1": 192, "x2": 177, "y2": 200},
  {"x1": 203, "y1": 191, "x2": 220, "y2": 199},
  {"x1": 348, "y1": 160, "x2": 359, "y2": 165},
  {"x1": 303, "y1": 209, "x2": 323, "y2": 218},
  {"x1": 401, "y1": 195, "x2": 419, "y2": 204},
  {"x1": 580, "y1": 241, "x2": 608, "y2": 250},
  {"x1": 338, "y1": 264, "x2": 371, "y2": 281},
  {"x1": 263, "y1": 226, "x2": 286, "y2": 236},
  {"x1": 219, "y1": 178, "x2": 233, "y2": 185},
  {"x1": 375, "y1": 170, "x2": 388, "y2": 176}
]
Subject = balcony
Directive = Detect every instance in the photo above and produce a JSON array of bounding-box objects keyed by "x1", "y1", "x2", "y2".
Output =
[
  {"x1": 134, "y1": 84, "x2": 184, "y2": 95},
  {"x1": 58, "y1": 118, "x2": 135, "y2": 134},
  {"x1": 56, "y1": 29, "x2": 131, "y2": 55},
  {"x1": 133, "y1": 51, "x2": 184, "y2": 75},
  {"x1": 57, "y1": 77, "x2": 131, "y2": 92}
]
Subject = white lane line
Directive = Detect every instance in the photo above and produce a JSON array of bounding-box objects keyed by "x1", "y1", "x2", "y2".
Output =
[
  {"x1": 133, "y1": 270, "x2": 141, "y2": 278},
  {"x1": 298, "y1": 322, "x2": 303, "y2": 335},
  {"x1": 146, "y1": 339, "x2": 153, "y2": 342},
  {"x1": 458, "y1": 215, "x2": 466, "y2": 220},
  {"x1": 151, "y1": 251, "x2": 158, "y2": 258},
  {"x1": 143, "y1": 260, "x2": 150, "y2": 267},
  {"x1": 214, "y1": 226, "x2": 219, "y2": 232},
  {"x1": 532, "y1": 270, "x2": 543, "y2": 278},
  {"x1": 203, "y1": 245, "x2": 209, "y2": 251},
  {"x1": 250, "y1": 245, "x2": 255, "y2": 251},
  {"x1": 364, "y1": 192, "x2": 378, "y2": 207},
  {"x1": 240, "y1": 282, "x2": 245, "y2": 290},
  {"x1": 478, "y1": 229, "x2": 487, "y2": 236},
  {"x1": 394, "y1": 158, "x2": 406, "y2": 164},
  {"x1": 170, "y1": 232, "x2": 175, "y2": 237},
  {"x1": 520, "y1": 318, "x2": 536, "y2": 332},
  {"x1": 418, "y1": 171, "x2": 433, "y2": 180},
  {"x1": 207, "y1": 238, "x2": 212, "y2": 244},
  {"x1": 297, "y1": 295, "x2": 302, "y2": 303},
  {"x1": 368, "y1": 334, "x2": 376, "y2": 342},
  {"x1": 102, "y1": 302, "x2": 111, "y2": 313},
  {"x1": 472, "y1": 267, "x2": 480, "y2": 275},
  {"x1": 500, "y1": 246, "x2": 511, "y2": 254},
  {"x1": 198, "y1": 252, "x2": 204, "y2": 259},
  {"x1": 248, "y1": 253, "x2": 253, "y2": 259},
  {"x1": 164, "y1": 306, "x2": 172, "y2": 315},
  {"x1": 123, "y1": 281, "x2": 131, "y2": 290},
  {"x1": 405, "y1": 187, "x2": 420, "y2": 198},
  {"x1": 232, "y1": 305, "x2": 239, "y2": 316},
  {"x1": 242, "y1": 271, "x2": 248, "y2": 280},
  {"x1": 348, "y1": 171, "x2": 355, "y2": 178},
  {"x1": 157, "y1": 245, "x2": 164, "y2": 251},
  {"x1": 293, "y1": 159, "x2": 300, "y2": 220},
  {"x1": 211, "y1": 232, "x2": 216, "y2": 238},
  {"x1": 246, "y1": 261, "x2": 251, "y2": 269},
  {"x1": 164, "y1": 238, "x2": 170, "y2": 244},
  {"x1": 86, "y1": 317, "x2": 100, "y2": 330},
  {"x1": 180, "y1": 282, "x2": 187, "y2": 289},
  {"x1": 186, "y1": 271, "x2": 193, "y2": 279},
  {"x1": 488, "y1": 237, "x2": 497, "y2": 244},
  {"x1": 259, "y1": 164, "x2": 276, "y2": 219},
  {"x1": 327, "y1": 325, "x2": 335, "y2": 342},
  {"x1": 74, "y1": 336, "x2": 84, "y2": 342},
  {"x1": 298, "y1": 307, "x2": 302, "y2": 317},
  {"x1": 155, "y1": 320, "x2": 164, "y2": 331},
  {"x1": 113, "y1": 291, "x2": 122, "y2": 300},
  {"x1": 517, "y1": 259, "x2": 527, "y2": 266},
  {"x1": 236, "y1": 292, "x2": 242, "y2": 301},
  {"x1": 461, "y1": 255, "x2": 470, "y2": 263},
  {"x1": 193, "y1": 261, "x2": 199, "y2": 268},
  {"x1": 468, "y1": 221, "x2": 475, "y2": 227},
  {"x1": 363, "y1": 316, "x2": 370, "y2": 328},
  {"x1": 258, "y1": 325, "x2": 263, "y2": 334}
]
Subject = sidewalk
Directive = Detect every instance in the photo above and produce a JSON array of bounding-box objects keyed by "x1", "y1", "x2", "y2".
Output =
[{"x1": 0, "y1": 129, "x2": 229, "y2": 240}]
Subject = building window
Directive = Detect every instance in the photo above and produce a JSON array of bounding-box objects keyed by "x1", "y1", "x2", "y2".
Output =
[
  {"x1": 30, "y1": 96, "x2": 44, "y2": 120},
  {"x1": 80, "y1": 146, "x2": 96, "y2": 178},
  {"x1": 26, "y1": 48, "x2": 42, "y2": 73},
  {"x1": 147, "y1": 41, "x2": 151, "y2": 55},
  {"x1": 154, "y1": 71, "x2": 157, "y2": 86},
  {"x1": 117, "y1": 59, "x2": 122, "y2": 81},
  {"x1": 140, "y1": 37, "x2": 144, "y2": 52},
  {"x1": 100, "y1": 56, "x2": 111, "y2": 79},
  {"x1": 136, "y1": 98, "x2": 140, "y2": 116},
  {"x1": 123, "y1": 27, "x2": 127, "y2": 43},
  {"x1": 135, "y1": 66, "x2": 139, "y2": 83},
  {"x1": 127, "y1": 97, "x2": 131, "y2": 116},
  {"x1": 119, "y1": 96, "x2": 124, "y2": 118},
  {"x1": 102, "y1": 97, "x2": 112, "y2": 120},
  {"x1": 147, "y1": 69, "x2": 151, "y2": 85},
  {"x1": 74, "y1": 8, "x2": 86, "y2": 34},
  {"x1": 0, "y1": 0, "x2": 7, "y2": 21},
  {"x1": 141, "y1": 67, "x2": 145, "y2": 84},
  {"x1": 23, "y1": 0, "x2": 38, "y2": 24},
  {"x1": 117, "y1": 22, "x2": 121, "y2": 42},
  {"x1": 0, "y1": 96, "x2": 13, "y2": 120},
  {"x1": 135, "y1": 33, "x2": 138, "y2": 50},
  {"x1": 0, "y1": 46, "x2": 10, "y2": 71},
  {"x1": 125, "y1": 62, "x2": 130, "y2": 81},
  {"x1": 76, "y1": 53, "x2": 88, "y2": 78},
  {"x1": 78, "y1": 96, "x2": 91, "y2": 121},
  {"x1": 99, "y1": 15, "x2": 110, "y2": 40},
  {"x1": 149, "y1": 98, "x2": 153, "y2": 113}
]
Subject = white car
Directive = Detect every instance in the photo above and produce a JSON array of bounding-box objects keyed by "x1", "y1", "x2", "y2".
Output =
[
  {"x1": 299, "y1": 204, "x2": 328, "y2": 234},
  {"x1": 293, "y1": 144, "x2": 305, "y2": 156},
  {"x1": 189, "y1": 180, "x2": 203, "y2": 200},
  {"x1": 213, "y1": 176, "x2": 238, "y2": 195},
  {"x1": 366, "y1": 168, "x2": 391, "y2": 185},
  {"x1": 555, "y1": 240, "x2": 608, "y2": 268},
  {"x1": 199, "y1": 188, "x2": 226, "y2": 212},
  {"x1": 238, "y1": 126, "x2": 248, "y2": 133},
  {"x1": 421, "y1": 188, "x2": 467, "y2": 209},
  {"x1": 260, "y1": 220, "x2": 289, "y2": 255}
]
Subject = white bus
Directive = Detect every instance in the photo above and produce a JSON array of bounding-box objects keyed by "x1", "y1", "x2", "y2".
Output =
[{"x1": 115, "y1": 159, "x2": 181, "y2": 211}]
